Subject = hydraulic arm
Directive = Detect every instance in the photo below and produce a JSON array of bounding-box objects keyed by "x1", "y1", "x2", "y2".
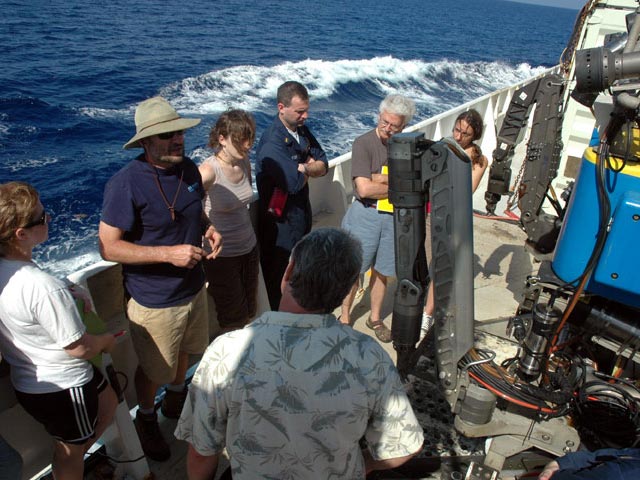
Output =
[
  {"x1": 388, "y1": 133, "x2": 474, "y2": 395},
  {"x1": 484, "y1": 73, "x2": 565, "y2": 254},
  {"x1": 389, "y1": 133, "x2": 580, "y2": 475}
]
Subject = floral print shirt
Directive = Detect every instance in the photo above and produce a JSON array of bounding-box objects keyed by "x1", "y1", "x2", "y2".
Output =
[{"x1": 175, "y1": 311, "x2": 423, "y2": 479}]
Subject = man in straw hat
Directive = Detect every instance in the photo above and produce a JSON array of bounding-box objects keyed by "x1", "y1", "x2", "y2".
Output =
[{"x1": 99, "y1": 96, "x2": 222, "y2": 461}]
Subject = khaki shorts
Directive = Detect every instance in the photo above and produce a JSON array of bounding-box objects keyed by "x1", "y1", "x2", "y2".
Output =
[{"x1": 127, "y1": 287, "x2": 209, "y2": 385}]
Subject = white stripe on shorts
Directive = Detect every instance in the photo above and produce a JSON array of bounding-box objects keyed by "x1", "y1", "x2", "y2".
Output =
[{"x1": 70, "y1": 386, "x2": 93, "y2": 441}]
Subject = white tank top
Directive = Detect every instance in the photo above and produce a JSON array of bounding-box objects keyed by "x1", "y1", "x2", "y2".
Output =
[{"x1": 202, "y1": 156, "x2": 256, "y2": 257}]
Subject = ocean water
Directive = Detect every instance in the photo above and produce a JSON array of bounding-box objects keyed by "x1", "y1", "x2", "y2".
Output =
[{"x1": 0, "y1": 0, "x2": 579, "y2": 276}]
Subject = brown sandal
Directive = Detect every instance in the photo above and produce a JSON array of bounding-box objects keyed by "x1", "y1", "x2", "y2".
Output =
[{"x1": 366, "y1": 317, "x2": 392, "y2": 343}]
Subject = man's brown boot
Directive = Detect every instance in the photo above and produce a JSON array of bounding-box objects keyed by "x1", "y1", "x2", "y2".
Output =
[
  {"x1": 161, "y1": 387, "x2": 188, "y2": 419},
  {"x1": 134, "y1": 410, "x2": 170, "y2": 461}
]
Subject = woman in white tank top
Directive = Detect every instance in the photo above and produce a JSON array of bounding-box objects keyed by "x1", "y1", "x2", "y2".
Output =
[{"x1": 200, "y1": 110, "x2": 259, "y2": 333}]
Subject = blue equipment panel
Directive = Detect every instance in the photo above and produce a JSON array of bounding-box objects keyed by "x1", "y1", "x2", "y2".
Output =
[{"x1": 552, "y1": 148, "x2": 640, "y2": 308}]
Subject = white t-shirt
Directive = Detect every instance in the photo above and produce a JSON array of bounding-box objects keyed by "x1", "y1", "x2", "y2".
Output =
[{"x1": 0, "y1": 259, "x2": 92, "y2": 393}]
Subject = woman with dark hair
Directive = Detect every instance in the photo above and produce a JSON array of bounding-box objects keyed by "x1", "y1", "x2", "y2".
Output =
[
  {"x1": 200, "y1": 110, "x2": 260, "y2": 333},
  {"x1": 421, "y1": 109, "x2": 489, "y2": 340},
  {"x1": 452, "y1": 109, "x2": 489, "y2": 191},
  {"x1": 0, "y1": 181, "x2": 117, "y2": 480}
]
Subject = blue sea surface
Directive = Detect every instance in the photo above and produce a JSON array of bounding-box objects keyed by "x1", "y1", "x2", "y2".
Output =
[{"x1": 0, "y1": 0, "x2": 580, "y2": 276}]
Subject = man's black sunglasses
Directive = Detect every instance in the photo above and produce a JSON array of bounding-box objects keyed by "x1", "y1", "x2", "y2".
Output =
[{"x1": 157, "y1": 130, "x2": 184, "y2": 140}]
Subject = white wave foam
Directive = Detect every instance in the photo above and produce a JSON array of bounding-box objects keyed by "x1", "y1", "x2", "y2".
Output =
[
  {"x1": 163, "y1": 56, "x2": 546, "y2": 114},
  {"x1": 39, "y1": 251, "x2": 102, "y2": 278},
  {"x1": 0, "y1": 113, "x2": 8, "y2": 138},
  {"x1": 79, "y1": 57, "x2": 546, "y2": 122},
  {"x1": 6, "y1": 156, "x2": 59, "y2": 172},
  {"x1": 35, "y1": 214, "x2": 102, "y2": 277},
  {"x1": 323, "y1": 112, "x2": 372, "y2": 157},
  {"x1": 189, "y1": 146, "x2": 213, "y2": 165},
  {"x1": 78, "y1": 106, "x2": 132, "y2": 118}
]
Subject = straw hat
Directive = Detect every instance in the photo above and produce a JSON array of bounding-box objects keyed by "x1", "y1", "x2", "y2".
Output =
[{"x1": 123, "y1": 96, "x2": 201, "y2": 149}]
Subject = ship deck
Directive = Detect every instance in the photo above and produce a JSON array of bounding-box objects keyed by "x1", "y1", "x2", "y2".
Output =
[
  {"x1": 0, "y1": 211, "x2": 553, "y2": 480},
  {"x1": 139, "y1": 213, "x2": 547, "y2": 480}
]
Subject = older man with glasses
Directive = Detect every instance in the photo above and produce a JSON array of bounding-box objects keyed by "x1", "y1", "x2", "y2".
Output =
[
  {"x1": 340, "y1": 94, "x2": 416, "y2": 342},
  {"x1": 98, "y1": 96, "x2": 222, "y2": 461}
]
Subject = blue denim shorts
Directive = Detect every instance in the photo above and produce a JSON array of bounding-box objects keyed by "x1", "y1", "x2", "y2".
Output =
[{"x1": 341, "y1": 200, "x2": 395, "y2": 277}]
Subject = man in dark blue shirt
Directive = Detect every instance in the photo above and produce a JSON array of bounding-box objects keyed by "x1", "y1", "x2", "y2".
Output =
[
  {"x1": 256, "y1": 81, "x2": 328, "y2": 310},
  {"x1": 99, "y1": 96, "x2": 222, "y2": 462}
]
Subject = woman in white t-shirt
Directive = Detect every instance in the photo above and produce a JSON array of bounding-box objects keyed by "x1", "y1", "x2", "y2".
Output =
[
  {"x1": 0, "y1": 181, "x2": 117, "y2": 480},
  {"x1": 200, "y1": 110, "x2": 259, "y2": 334}
]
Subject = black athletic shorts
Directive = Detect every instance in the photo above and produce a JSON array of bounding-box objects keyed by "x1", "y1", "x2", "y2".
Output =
[{"x1": 15, "y1": 366, "x2": 108, "y2": 445}]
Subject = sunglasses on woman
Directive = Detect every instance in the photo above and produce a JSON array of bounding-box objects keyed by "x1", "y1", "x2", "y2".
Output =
[{"x1": 23, "y1": 210, "x2": 48, "y2": 229}]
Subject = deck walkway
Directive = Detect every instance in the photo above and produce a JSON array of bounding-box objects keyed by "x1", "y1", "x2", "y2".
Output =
[
  {"x1": 140, "y1": 214, "x2": 542, "y2": 480},
  {"x1": 0, "y1": 212, "x2": 543, "y2": 479}
]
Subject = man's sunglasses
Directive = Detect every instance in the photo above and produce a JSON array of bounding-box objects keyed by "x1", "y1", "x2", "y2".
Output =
[
  {"x1": 23, "y1": 210, "x2": 48, "y2": 229},
  {"x1": 157, "y1": 130, "x2": 185, "y2": 140}
]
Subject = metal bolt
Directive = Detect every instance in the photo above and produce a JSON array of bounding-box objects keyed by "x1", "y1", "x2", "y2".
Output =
[
  {"x1": 611, "y1": 273, "x2": 618, "y2": 279},
  {"x1": 566, "y1": 440, "x2": 575, "y2": 448},
  {"x1": 633, "y1": 214, "x2": 639, "y2": 221},
  {"x1": 542, "y1": 434, "x2": 550, "y2": 441}
]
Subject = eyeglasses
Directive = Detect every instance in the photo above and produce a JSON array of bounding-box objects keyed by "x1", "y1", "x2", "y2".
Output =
[
  {"x1": 23, "y1": 210, "x2": 48, "y2": 229},
  {"x1": 157, "y1": 130, "x2": 184, "y2": 140},
  {"x1": 379, "y1": 118, "x2": 404, "y2": 133}
]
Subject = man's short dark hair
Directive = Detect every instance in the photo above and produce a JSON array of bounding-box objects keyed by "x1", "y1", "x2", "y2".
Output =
[
  {"x1": 289, "y1": 228, "x2": 362, "y2": 313},
  {"x1": 277, "y1": 81, "x2": 309, "y2": 107}
]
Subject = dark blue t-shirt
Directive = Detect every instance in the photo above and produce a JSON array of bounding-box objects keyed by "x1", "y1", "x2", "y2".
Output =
[{"x1": 101, "y1": 155, "x2": 206, "y2": 308}]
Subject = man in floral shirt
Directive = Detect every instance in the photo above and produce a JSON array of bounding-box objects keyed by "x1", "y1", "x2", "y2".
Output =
[{"x1": 175, "y1": 227, "x2": 424, "y2": 479}]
